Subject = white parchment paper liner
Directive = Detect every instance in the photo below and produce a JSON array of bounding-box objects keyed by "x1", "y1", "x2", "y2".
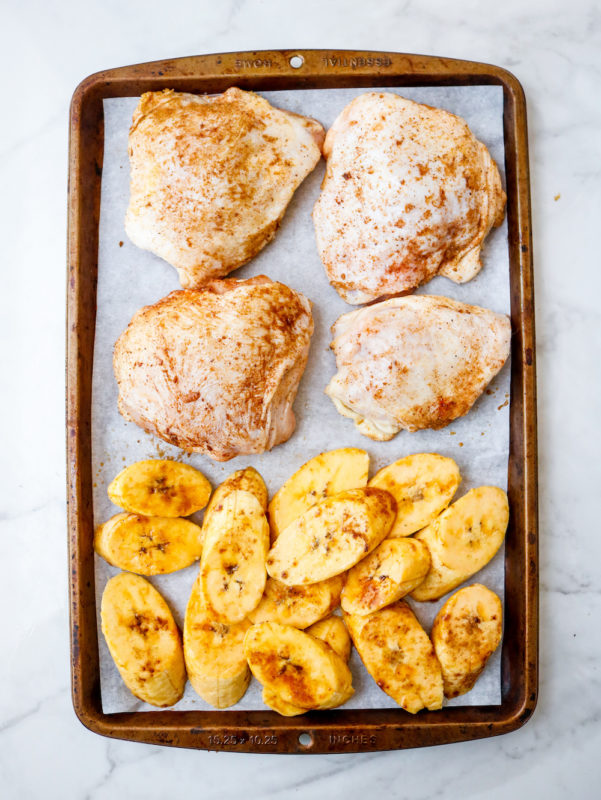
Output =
[{"x1": 93, "y1": 86, "x2": 509, "y2": 713}]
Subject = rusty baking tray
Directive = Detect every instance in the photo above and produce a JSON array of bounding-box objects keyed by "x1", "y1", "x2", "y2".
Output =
[{"x1": 67, "y1": 49, "x2": 537, "y2": 753}]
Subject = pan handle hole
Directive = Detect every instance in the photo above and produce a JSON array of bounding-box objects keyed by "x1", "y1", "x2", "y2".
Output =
[
  {"x1": 289, "y1": 55, "x2": 304, "y2": 69},
  {"x1": 298, "y1": 732, "x2": 313, "y2": 749}
]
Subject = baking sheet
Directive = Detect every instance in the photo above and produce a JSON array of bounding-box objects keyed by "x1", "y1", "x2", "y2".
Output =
[{"x1": 93, "y1": 86, "x2": 510, "y2": 713}]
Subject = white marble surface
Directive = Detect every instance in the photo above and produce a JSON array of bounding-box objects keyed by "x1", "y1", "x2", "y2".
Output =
[{"x1": 1, "y1": 0, "x2": 600, "y2": 797}]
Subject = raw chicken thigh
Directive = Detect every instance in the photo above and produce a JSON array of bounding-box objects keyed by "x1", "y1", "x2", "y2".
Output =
[
  {"x1": 126, "y1": 88, "x2": 324, "y2": 288},
  {"x1": 313, "y1": 92, "x2": 506, "y2": 304},
  {"x1": 113, "y1": 276, "x2": 314, "y2": 461},
  {"x1": 325, "y1": 295, "x2": 510, "y2": 440}
]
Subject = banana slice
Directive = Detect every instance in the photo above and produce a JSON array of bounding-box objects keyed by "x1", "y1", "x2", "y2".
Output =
[
  {"x1": 306, "y1": 615, "x2": 351, "y2": 662},
  {"x1": 100, "y1": 572, "x2": 186, "y2": 707},
  {"x1": 94, "y1": 512, "x2": 203, "y2": 575},
  {"x1": 247, "y1": 574, "x2": 344, "y2": 629},
  {"x1": 341, "y1": 538, "x2": 431, "y2": 615},
  {"x1": 411, "y1": 486, "x2": 509, "y2": 601},
  {"x1": 262, "y1": 686, "x2": 308, "y2": 717},
  {"x1": 268, "y1": 448, "x2": 369, "y2": 540},
  {"x1": 108, "y1": 459, "x2": 211, "y2": 517},
  {"x1": 200, "y1": 489, "x2": 270, "y2": 623},
  {"x1": 369, "y1": 453, "x2": 460, "y2": 537},
  {"x1": 266, "y1": 488, "x2": 396, "y2": 585},
  {"x1": 244, "y1": 622, "x2": 354, "y2": 711},
  {"x1": 431, "y1": 584, "x2": 503, "y2": 698},
  {"x1": 344, "y1": 602, "x2": 443, "y2": 714},
  {"x1": 206, "y1": 467, "x2": 268, "y2": 515},
  {"x1": 183, "y1": 576, "x2": 251, "y2": 708}
]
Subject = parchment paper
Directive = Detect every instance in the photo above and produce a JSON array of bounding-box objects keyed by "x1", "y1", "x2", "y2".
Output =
[{"x1": 93, "y1": 86, "x2": 509, "y2": 713}]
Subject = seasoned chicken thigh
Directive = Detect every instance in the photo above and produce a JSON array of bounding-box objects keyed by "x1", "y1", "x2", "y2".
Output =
[
  {"x1": 113, "y1": 277, "x2": 314, "y2": 461},
  {"x1": 126, "y1": 88, "x2": 324, "y2": 288},
  {"x1": 313, "y1": 92, "x2": 506, "y2": 304},
  {"x1": 326, "y1": 295, "x2": 510, "y2": 440}
]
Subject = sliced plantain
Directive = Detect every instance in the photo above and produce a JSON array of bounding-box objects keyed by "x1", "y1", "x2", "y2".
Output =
[
  {"x1": 94, "y1": 512, "x2": 203, "y2": 575},
  {"x1": 206, "y1": 467, "x2": 268, "y2": 515},
  {"x1": 108, "y1": 459, "x2": 211, "y2": 517},
  {"x1": 344, "y1": 602, "x2": 443, "y2": 713},
  {"x1": 411, "y1": 486, "x2": 509, "y2": 601},
  {"x1": 260, "y1": 614, "x2": 352, "y2": 714},
  {"x1": 306, "y1": 615, "x2": 352, "y2": 662},
  {"x1": 262, "y1": 686, "x2": 308, "y2": 717},
  {"x1": 183, "y1": 576, "x2": 251, "y2": 708},
  {"x1": 341, "y1": 538, "x2": 431, "y2": 615},
  {"x1": 247, "y1": 575, "x2": 344, "y2": 629},
  {"x1": 244, "y1": 622, "x2": 354, "y2": 711},
  {"x1": 100, "y1": 572, "x2": 186, "y2": 707},
  {"x1": 369, "y1": 453, "x2": 460, "y2": 537},
  {"x1": 200, "y1": 489, "x2": 270, "y2": 623},
  {"x1": 266, "y1": 487, "x2": 396, "y2": 586},
  {"x1": 431, "y1": 583, "x2": 503, "y2": 698},
  {"x1": 268, "y1": 448, "x2": 369, "y2": 541}
]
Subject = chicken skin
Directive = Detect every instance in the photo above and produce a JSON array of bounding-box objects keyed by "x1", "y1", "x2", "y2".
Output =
[
  {"x1": 126, "y1": 88, "x2": 324, "y2": 288},
  {"x1": 313, "y1": 92, "x2": 506, "y2": 304},
  {"x1": 113, "y1": 277, "x2": 314, "y2": 461},
  {"x1": 325, "y1": 295, "x2": 510, "y2": 440}
]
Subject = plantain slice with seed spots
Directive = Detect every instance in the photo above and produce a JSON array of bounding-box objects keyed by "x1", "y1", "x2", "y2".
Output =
[
  {"x1": 244, "y1": 622, "x2": 354, "y2": 711},
  {"x1": 306, "y1": 615, "x2": 352, "y2": 662},
  {"x1": 344, "y1": 601, "x2": 443, "y2": 713},
  {"x1": 247, "y1": 574, "x2": 344, "y2": 629},
  {"x1": 369, "y1": 453, "x2": 460, "y2": 537},
  {"x1": 108, "y1": 459, "x2": 211, "y2": 517},
  {"x1": 95, "y1": 512, "x2": 203, "y2": 575},
  {"x1": 206, "y1": 466, "x2": 268, "y2": 514},
  {"x1": 268, "y1": 448, "x2": 369, "y2": 541},
  {"x1": 266, "y1": 487, "x2": 396, "y2": 586},
  {"x1": 200, "y1": 490, "x2": 270, "y2": 623},
  {"x1": 101, "y1": 572, "x2": 186, "y2": 707},
  {"x1": 411, "y1": 486, "x2": 509, "y2": 601},
  {"x1": 431, "y1": 583, "x2": 503, "y2": 698},
  {"x1": 184, "y1": 576, "x2": 251, "y2": 708},
  {"x1": 341, "y1": 538, "x2": 431, "y2": 615},
  {"x1": 258, "y1": 616, "x2": 353, "y2": 715},
  {"x1": 262, "y1": 686, "x2": 308, "y2": 716}
]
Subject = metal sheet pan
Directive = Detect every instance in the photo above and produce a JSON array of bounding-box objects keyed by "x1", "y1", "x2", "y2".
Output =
[{"x1": 67, "y1": 49, "x2": 537, "y2": 753}]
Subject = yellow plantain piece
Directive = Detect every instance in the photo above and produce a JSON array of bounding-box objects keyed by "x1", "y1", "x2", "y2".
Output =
[
  {"x1": 183, "y1": 576, "x2": 251, "y2": 708},
  {"x1": 206, "y1": 466, "x2": 268, "y2": 515},
  {"x1": 108, "y1": 459, "x2": 211, "y2": 517},
  {"x1": 244, "y1": 622, "x2": 354, "y2": 712},
  {"x1": 341, "y1": 538, "x2": 431, "y2": 615},
  {"x1": 258, "y1": 616, "x2": 352, "y2": 716},
  {"x1": 200, "y1": 489, "x2": 270, "y2": 623},
  {"x1": 247, "y1": 575, "x2": 344, "y2": 629},
  {"x1": 262, "y1": 686, "x2": 308, "y2": 717},
  {"x1": 431, "y1": 583, "x2": 503, "y2": 698},
  {"x1": 268, "y1": 448, "x2": 369, "y2": 541},
  {"x1": 369, "y1": 453, "x2": 460, "y2": 537},
  {"x1": 411, "y1": 486, "x2": 509, "y2": 602},
  {"x1": 344, "y1": 602, "x2": 443, "y2": 714},
  {"x1": 100, "y1": 572, "x2": 186, "y2": 707},
  {"x1": 95, "y1": 512, "x2": 203, "y2": 575},
  {"x1": 266, "y1": 488, "x2": 396, "y2": 586},
  {"x1": 306, "y1": 615, "x2": 352, "y2": 662}
]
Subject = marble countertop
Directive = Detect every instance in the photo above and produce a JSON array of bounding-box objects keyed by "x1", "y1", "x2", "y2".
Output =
[{"x1": 2, "y1": 0, "x2": 600, "y2": 797}]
